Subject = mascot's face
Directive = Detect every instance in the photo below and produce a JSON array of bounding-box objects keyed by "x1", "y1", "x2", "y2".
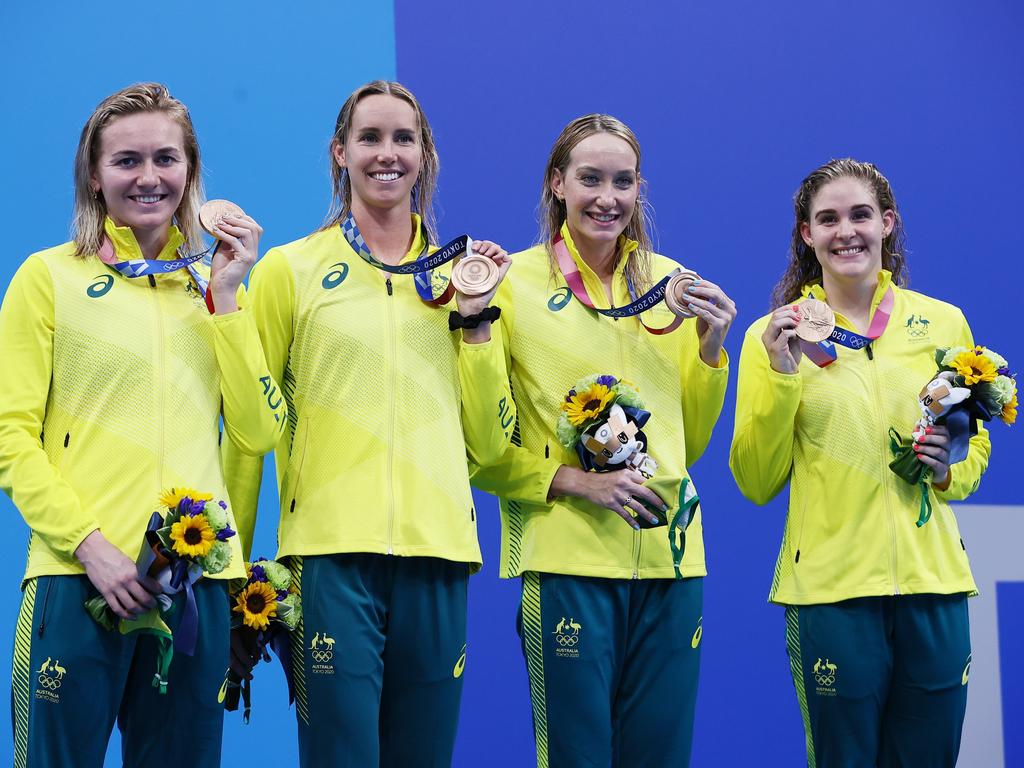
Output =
[
  {"x1": 919, "y1": 371, "x2": 971, "y2": 420},
  {"x1": 582, "y1": 404, "x2": 644, "y2": 467}
]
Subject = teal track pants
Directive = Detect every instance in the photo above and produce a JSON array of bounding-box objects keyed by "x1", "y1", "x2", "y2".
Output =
[
  {"x1": 785, "y1": 593, "x2": 971, "y2": 768},
  {"x1": 518, "y1": 572, "x2": 704, "y2": 768},
  {"x1": 289, "y1": 553, "x2": 469, "y2": 768},
  {"x1": 10, "y1": 575, "x2": 229, "y2": 768}
]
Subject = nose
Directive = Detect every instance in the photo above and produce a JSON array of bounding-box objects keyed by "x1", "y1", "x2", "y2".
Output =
[
  {"x1": 376, "y1": 141, "x2": 397, "y2": 163},
  {"x1": 137, "y1": 159, "x2": 159, "y2": 188},
  {"x1": 595, "y1": 183, "x2": 615, "y2": 208},
  {"x1": 838, "y1": 217, "x2": 856, "y2": 238}
]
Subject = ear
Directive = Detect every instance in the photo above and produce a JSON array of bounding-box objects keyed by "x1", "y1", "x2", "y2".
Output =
[
  {"x1": 799, "y1": 221, "x2": 813, "y2": 247},
  {"x1": 331, "y1": 139, "x2": 346, "y2": 171},
  {"x1": 550, "y1": 169, "x2": 565, "y2": 202},
  {"x1": 881, "y1": 209, "x2": 895, "y2": 237}
]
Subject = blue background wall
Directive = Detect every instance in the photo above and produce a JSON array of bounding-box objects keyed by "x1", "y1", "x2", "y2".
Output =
[{"x1": 0, "y1": 0, "x2": 1020, "y2": 765}]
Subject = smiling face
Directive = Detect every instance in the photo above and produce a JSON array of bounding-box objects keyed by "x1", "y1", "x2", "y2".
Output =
[
  {"x1": 333, "y1": 93, "x2": 423, "y2": 215},
  {"x1": 550, "y1": 132, "x2": 639, "y2": 257},
  {"x1": 90, "y1": 111, "x2": 188, "y2": 241},
  {"x1": 800, "y1": 176, "x2": 895, "y2": 289}
]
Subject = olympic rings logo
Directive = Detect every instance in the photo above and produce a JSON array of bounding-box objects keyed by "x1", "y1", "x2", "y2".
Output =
[
  {"x1": 311, "y1": 650, "x2": 333, "y2": 663},
  {"x1": 554, "y1": 634, "x2": 579, "y2": 647},
  {"x1": 814, "y1": 673, "x2": 835, "y2": 687},
  {"x1": 37, "y1": 675, "x2": 62, "y2": 690}
]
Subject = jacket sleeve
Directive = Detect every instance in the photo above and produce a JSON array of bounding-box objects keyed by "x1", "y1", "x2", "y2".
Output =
[
  {"x1": 458, "y1": 278, "x2": 515, "y2": 467},
  {"x1": 468, "y1": 276, "x2": 562, "y2": 503},
  {"x1": 220, "y1": 250, "x2": 295, "y2": 557},
  {"x1": 0, "y1": 257, "x2": 98, "y2": 557},
  {"x1": 678, "y1": 319, "x2": 730, "y2": 467},
  {"x1": 729, "y1": 320, "x2": 803, "y2": 505},
  {"x1": 935, "y1": 311, "x2": 991, "y2": 501}
]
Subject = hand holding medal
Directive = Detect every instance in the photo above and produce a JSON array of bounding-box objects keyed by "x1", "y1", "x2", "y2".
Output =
[
  {"x1": 673, "y1": 276, "x2": 737, "y2": 367},
  {"x1": 200, "y1": 199, "x2": 264, "y2": 314},
  {"x1": 453, "y1": 239, "x2": 512, "y2": 318}
]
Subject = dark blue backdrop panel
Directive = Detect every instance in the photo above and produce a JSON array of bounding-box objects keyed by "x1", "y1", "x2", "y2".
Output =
[{"x1": 395, "y1": 1, "x2": 1023, "y2": 766}]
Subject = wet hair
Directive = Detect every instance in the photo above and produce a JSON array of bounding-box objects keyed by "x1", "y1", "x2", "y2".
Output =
[
  {"x1": 771, "y1": 158, "x2": 908, "y2": 307},
  {"x1": 321, "y1": 80, "x2": 439, "y2": 242},
  {"x1": 72, "y1": 82, "x2": 204, "y2": 258},
  {"x1": 538, "y1": 114, "x2": 654, "y2": 292}
]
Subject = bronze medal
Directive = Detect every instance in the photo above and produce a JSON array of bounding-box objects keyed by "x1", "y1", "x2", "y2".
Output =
[
  {"x1": 199, "y1": 199, "x2": 246, "y2": 237},
  {"x1": 795, "y1": 298, "x2": 836, "y2": 343},
  {"x1": 451, "y1": 254, "x2": 499, "y2": 296},
  {"x1": 664, "y1": 269, "x2": 701, "y2": 318}
]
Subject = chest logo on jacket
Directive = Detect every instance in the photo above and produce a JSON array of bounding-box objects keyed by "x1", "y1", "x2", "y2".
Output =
[
  {"x1": 904, "y1": 314, "x2": 931, "y2": 341},
  {"x1": 86, "y1": 274, "x2": 114, "y2": 298},
  {"x1": 812, "y1": 657, "x2": 837, "y2": 696},
  {"x1": 35, "y1": 656, "x2": 68, "y2": 703},
  {"x1": 553, "y1": 616, "x2": 582, "y2": 658},
  {"x1": 321, "y1": 262, "x2": 349, "y2": 290},
  {"x1": 547, "y1": 287, "x2": 572, "y2": 312}
]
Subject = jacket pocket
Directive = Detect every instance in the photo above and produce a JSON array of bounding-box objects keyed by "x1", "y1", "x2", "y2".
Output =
[{"x1": 284, "y1": 417, "x2": 310, "y2": 513}]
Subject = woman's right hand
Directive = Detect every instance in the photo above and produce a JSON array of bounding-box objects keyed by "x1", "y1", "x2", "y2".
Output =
[
  {"x1": 549, "y1": 466, "x2": 667, "y2": 530},
  {"x1": 761, "y1": 304, "x2": 804, "y2": 374},
  {"x1": 229, "y1": 625, "x2": 267, "y2": 681},
  {"x1": 75, "y1": 530, "x2": 161, "y2": 620}
]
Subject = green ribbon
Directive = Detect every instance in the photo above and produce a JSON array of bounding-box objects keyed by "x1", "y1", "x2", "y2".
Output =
[
  {"x1": 668, "y1": 478, "x2": 700, "y2": 579},
  {"x1": 887, "y1": 428, "x2": 933, "y2": 527}
]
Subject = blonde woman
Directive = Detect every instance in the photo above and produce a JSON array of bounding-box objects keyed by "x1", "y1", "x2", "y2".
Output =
[
  {"x1": 472, "y1": 114, "x2": 737, "y2": 767},
  {"x1": 0, "y1": 83, "x2": 282, "y2": 768},
  {"x1": 227, "y1": 80, "x2": 513, "y2": 767}
]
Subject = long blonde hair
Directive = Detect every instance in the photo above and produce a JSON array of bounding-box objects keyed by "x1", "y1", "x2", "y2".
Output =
[
  {"x1": 72, "y1": 82, "x2": 204, "y2": 258},
  {"x1": 539, "y1": 114, "x2": 655, "y2": 292},
  {"x1": 321, "y1": 80, "x2": 440, "y2": 242},
  {"x1": 770, "y1": 158, "x2": 908, "y2": 308}
]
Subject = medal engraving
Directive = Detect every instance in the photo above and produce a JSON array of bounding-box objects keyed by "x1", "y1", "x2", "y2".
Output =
[{"x1": 796, "y1": 298, "x2": 836, "y2": 343}]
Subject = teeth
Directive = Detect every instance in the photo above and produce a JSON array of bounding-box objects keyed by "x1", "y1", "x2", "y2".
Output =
[
  {"x1": 590, "y1": 213, "x2": 617, "y2": 222},
  {"x1": 370, "y1": 172, "x2": 400, "y2": 182},
  {"x1": 835, "y1": 247, "x2": 864, "y2": 255},
  {"x1": 134, "y1": 195, "x2": 162, "y2": 203}
]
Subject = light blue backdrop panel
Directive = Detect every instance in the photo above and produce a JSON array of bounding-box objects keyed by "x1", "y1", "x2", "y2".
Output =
[{"x1": 1, "y1": 0, "x2": 1022, "y2": 766}]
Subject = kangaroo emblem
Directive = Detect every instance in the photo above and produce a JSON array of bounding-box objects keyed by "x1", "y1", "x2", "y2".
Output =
[
  {"x1": 554, "y1": 617, "x2": 567, "y2": 635},
  {"x1": 310, "y1": 632, "x2": 321, "y2": 649},
  {"x1": 37, "y1": 657, "x2": 52, "y2": 675}
]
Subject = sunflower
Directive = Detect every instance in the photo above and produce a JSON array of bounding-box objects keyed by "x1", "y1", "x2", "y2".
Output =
[
  {"x1": 951, "y1": 347, "x2": 998, "y2": 386},
  {"x1": 233, "y1": 581, "x2": 279, "y2": 630},
  {"x1": 169, "y1": 513, "x2": 216, "y2": 558},
  {"x1": 1002, "y1": 392, "x2": 1018, "y2": 425},
  {"x1": 159, "y1": 487, "x2": 213, "y2": 511},
  {"x1": 560, "y1": 383, "x2": 614, "y2": 427}
]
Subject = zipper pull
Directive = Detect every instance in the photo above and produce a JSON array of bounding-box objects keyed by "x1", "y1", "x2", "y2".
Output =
[
  {"x1": 385, "y1": 277, "x2": 393, "y2": 296},
  {"x1": 865, "y1": 342, "x2": 874, "y2": 360},
  {"x1": 148, "y1": 275, "x2": 157, "y2": 288}
]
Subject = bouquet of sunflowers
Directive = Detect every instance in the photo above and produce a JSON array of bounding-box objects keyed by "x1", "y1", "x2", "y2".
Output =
[
  {"x1": 889, "y1": 345, "x2": 1016, "y2": 526},
  {"x1": 84, "y1": 488, "x2": 236, "y2": 693},
  {"x1": 220, "y1": 558, "x2": 302, "y2": 722}
]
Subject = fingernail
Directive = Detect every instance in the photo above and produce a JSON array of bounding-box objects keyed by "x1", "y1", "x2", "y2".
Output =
[
  {"x1": 689, "y1": 303, "x2": 697, "y2": 310},
  {"x1": 692, "y1": 279, "x2": 702, "y2": 284},
  {"x1": 662, "y1": 504, "x2": 670, "y2": 512},
  {"x1": 687, "y1": 285, "x2": 696, "y2": 293},
  {"x1": 913, "y1": 444, "x2": 920, "y2": 452},
  {"x1": 925, "y1": 427, "x2": 933, "y2": 434}
]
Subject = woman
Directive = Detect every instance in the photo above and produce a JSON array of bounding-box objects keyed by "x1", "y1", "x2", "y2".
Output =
[
  {"x1": 227, "y1": 80, "x2": 512, "y2": 767},
  {"x1": 730, "y1": 158, "x2": 989, "y2": 767},
  {"x1": 471, "y1": 114, "x2": 737, "y2": 767},
  {"x1": 0, "y1": 83, "x2": 282, "y2": 768}
]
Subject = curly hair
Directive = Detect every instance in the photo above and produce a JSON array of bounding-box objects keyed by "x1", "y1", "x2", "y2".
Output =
[{"x1": 770, "y1": 158, "x2": 908, "y2": 308}]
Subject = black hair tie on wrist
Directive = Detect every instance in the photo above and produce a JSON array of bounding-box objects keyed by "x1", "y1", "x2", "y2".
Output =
[{"x1": 449, "y1": 306, "x2": 501, "y2": 331}]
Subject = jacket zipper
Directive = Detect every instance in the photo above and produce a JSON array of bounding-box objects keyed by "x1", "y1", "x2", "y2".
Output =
[
  {"x1": 866, "y1": 341, "x2": 899, "y2": 594},
  {"x1": 288, "y1": 419, "x2": 310, "y2": 513},
  {"x1": 58, "y1": 432, "x2": 71, "y2": 475},
  {"x1": 150, "y1": 275, "x2": 166, "y2": 496},
  {"x1": 617, "y1": 310, "x2": 641, "y2": 579},
  {"x1": 385, "y1": 279, "x2": 397, "y2": 554},
  {"x1": 37, "y1": 578, "x2": 55, "y2": 638}
]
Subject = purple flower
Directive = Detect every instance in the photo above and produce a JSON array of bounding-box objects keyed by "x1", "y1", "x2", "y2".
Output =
[
  {"x1": 997, "y1": 366, "x2": 1011, "y2": 376},
  {"x1": 218, "y1": 500, "x2": 228, "y2": 510},
  {"x1": 251, "y1": 564, "x2": 268, "y2": 582},
  {"x1": 596, "y1": 375, "x2": 617, "y2": 387},
  {"x1": 277, "y1": 589, "x2": 289, "y2": 601},
  {"x1": 177, "y1": 497, "x2": 193, "y2": 515},
  {"x1": 188, "y1": 499, "x2": 207, "y2": 516},
  {"x1": 216, "y1": 525, "x2": 236, "y2": 541}
]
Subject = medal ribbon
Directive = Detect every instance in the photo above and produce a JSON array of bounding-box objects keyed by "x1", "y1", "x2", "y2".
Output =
[
  {"x1": 339, "y1": 214, "x2": 469, "y2": 306},
  {"x1": 98, "y1": 237, "x2": 217, "y2": 313},
  {"x1": 801, "y1": 286, "x2": 895, "y2": 367},
  {"x1": 552, "y1": 234, "x2": 683, "y2": 335}
]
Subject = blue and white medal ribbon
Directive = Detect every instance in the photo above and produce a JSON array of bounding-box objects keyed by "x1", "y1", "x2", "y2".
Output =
[
  {"x1": 98, "y1": 237, "x2": 216, "y2": 309},
  {"x1": 340, "y1": 214, "x2": 470, "y2": 305}
]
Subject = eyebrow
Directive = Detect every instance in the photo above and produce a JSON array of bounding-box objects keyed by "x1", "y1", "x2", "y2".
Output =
[
  {"x1": 814, "y1": 203, "x2": 875, "y2": 218},
  {"x1": 109, "y1": 146, "x2": 182, "y2": 156},
  {"x1": 575, "y1": 165, "x2": 636, "y2": 175}
]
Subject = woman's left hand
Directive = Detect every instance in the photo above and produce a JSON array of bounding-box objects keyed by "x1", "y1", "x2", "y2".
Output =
[
  {"x1": 915, "y1": 423, "x2": 951, "y2": 489},
  {"x1": 209, "y1": 213, "x2": 264, "y2": 314},
  {"x1": 455, "y1": 240, "x2": 512, "y2": 342},
  {"x1": 684, "y1": 279, "x2": 737, "y2": 366}
]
